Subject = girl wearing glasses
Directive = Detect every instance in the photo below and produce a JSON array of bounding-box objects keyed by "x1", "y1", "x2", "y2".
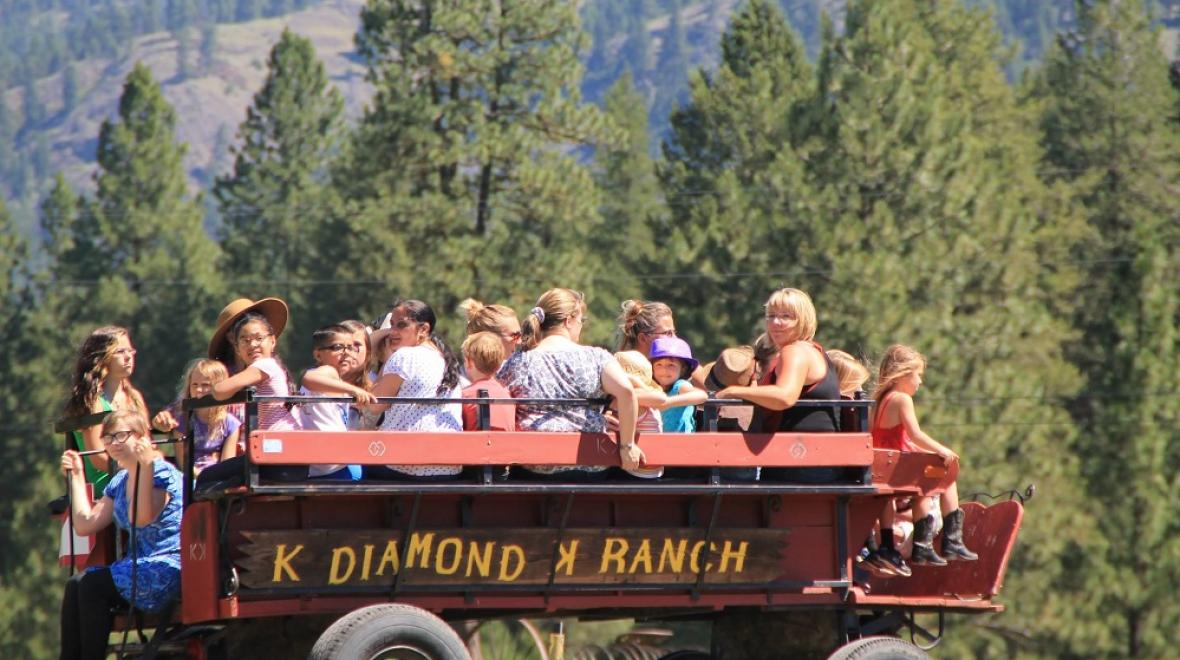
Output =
[
  {"x1": 63, "y1": 326, "x2": 149, "y2": 492},
  {"x1": 298, "y1": 324, "x2": 378, "y2": 480},
  {"x1": 210, "y1": 301, "x2": 301, "y2": 432},
  {"x1": 616, "y1": 299, "x2": 676, "y2": 358},
  {"x1": 717, "y1": 289, "x2": 843, "y2": 481},
  {"x1": 59, "y1": 409, "x2": 183, "y2": 660}
]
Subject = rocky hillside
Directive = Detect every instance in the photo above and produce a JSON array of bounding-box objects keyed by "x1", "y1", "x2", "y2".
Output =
[{"x1": 2, "y1": 0, "x2": 368, "y2": 203}]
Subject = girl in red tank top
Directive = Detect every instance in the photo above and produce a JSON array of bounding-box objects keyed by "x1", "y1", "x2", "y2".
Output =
[{"x1": 871, "y1": 345, "x2": 976, "y2": 566}]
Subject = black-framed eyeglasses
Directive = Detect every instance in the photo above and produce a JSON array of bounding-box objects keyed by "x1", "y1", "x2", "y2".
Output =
[
  {"x1": 643, "y1": 329, "x2": 676, "y2": 338},
  {"x1": 393, "y1": 320, "x2": 417, "y2": 329},
  {"x1": 318, "y1": 343, "x2": 362, "y2": 354},
  {"x1": 100, "y1": 430, "x2": 134, "y2": 444}
]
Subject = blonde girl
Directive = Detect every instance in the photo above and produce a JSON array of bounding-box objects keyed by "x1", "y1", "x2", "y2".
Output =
[
  {"x1": 613, "y1": 351, "x2": 665, "y2": 479},
  {"x1": 152, "y1": 359, "x2": 241, "y2": 475},
  {"x1": 63, "y1": 326, "x2": 149, "y2": 491},
  {"x1": 873, "y1": 345, "x2": 976, "y2": 565}
]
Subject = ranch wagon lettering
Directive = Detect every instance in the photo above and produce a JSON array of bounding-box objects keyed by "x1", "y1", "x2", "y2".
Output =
[{"x1": 235, "y1": 528, "x2": 788, "y2": 589}]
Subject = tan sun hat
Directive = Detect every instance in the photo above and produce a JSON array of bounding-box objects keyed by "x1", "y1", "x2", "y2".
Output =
[
  {"x1": 691, "y1": 346, "x2": 756, "y2": 391},
  {"x1": 207, "y1": 297, "x2": 289, "y2": 359},
  {"x1": 614, "y1": 350, "x2": 663, "y2": 393}
]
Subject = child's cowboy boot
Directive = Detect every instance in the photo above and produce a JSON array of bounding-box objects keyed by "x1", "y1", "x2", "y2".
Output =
[
  {"x1": 910, "y1": 514, "x2": 947, "y2": 566},
  {"x1": 941, "y1": 508, "x2": 979, "y2": 561}
]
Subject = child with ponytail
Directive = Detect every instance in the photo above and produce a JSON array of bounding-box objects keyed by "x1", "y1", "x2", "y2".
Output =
[{"x1": 872, "y1": 345, "x2": 977, "y2": 566}]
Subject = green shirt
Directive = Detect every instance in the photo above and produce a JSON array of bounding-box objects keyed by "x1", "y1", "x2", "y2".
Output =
[{"x1": 70, "y1": 396, "x2": 113, "y2": 492}]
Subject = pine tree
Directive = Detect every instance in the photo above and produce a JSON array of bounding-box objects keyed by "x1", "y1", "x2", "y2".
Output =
[
  {"x1": 66, "y1": 63, "x2": 223, "y2": 403},
  {"x1": 809, "y1": 4, "x2": 1092, "y2": 653},
  {"x1": 343, "y1": 0, "x2": 616, "y2": 340},
  {"x1": 658, "y1": 0, "x2": 815, "y2": 350},
  {"x1": 662, "y1": 4, "x2": 1091, "y2": 653},
  {"x1": 594, "y1": 71, "x2": 662, "y2": 302},
  {"x1": 1037, "y1": 1, "x2": 1180, "y2": 655},
  {"x1": 0, "y1": 196, "x2": 72, "y2": 659},
  {"x1": 215, "y1": 29, "x2": 343, "y2": 352}
]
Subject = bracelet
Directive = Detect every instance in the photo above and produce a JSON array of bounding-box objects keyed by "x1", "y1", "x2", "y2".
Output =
[{"x1": 619, "y1": 443, "x2": 636, "y2": 450}]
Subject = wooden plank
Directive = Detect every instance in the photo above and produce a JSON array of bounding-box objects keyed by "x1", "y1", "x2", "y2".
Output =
[
  {"x1": 871, "y1": 450, "x2": 960, "y2": 496},
  {"x1": 247, "y1": 431, "x2": 874, "y2": 468},
  {"x1": 234, "y1": 527, "x2": 789, "y2": 590}
]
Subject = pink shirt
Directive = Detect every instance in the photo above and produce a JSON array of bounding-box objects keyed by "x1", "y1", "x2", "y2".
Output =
[
  {"x1": 253, "y1": 357, "x2": 302, "y2": 430},
  {"x1": 461, "y1": 378, "x2": 516, "y2": 431}
]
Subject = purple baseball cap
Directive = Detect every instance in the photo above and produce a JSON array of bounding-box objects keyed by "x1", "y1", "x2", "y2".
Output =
[{"x1": 649, "y1": 336, "x2": 700, "y2": 372}]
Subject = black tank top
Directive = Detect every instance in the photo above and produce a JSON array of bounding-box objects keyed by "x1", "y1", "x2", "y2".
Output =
[{"x1": 754, "y1": 343, "x2": 840, "y2": 433}]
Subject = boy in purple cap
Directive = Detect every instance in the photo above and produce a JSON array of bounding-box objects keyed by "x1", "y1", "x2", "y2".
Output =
[{"x1": 649, "y1": 336, "x2": 708, "y2": 432}]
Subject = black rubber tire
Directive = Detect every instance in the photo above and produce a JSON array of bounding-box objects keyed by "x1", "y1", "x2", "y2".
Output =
[
  {"x1": 827, "y1": 636, "x2": 930, "y2": 660},
  {"x1": 308, "y1": 604, "x2": 471, "y2": 660}
]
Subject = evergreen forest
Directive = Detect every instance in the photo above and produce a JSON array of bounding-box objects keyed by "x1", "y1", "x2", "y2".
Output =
[{"x1": 2, "y1": 0, "x2": 1180, "y2": 656}]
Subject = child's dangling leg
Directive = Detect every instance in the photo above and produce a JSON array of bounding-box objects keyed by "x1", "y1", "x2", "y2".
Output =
[
  {"x1": 911, "y1": 495, "x2": 947, "y2": 566},
  {"x1": 873, "y1": 498, "x2": 911, "y2": 577},
  {"x1": 938, "y1": 483, "x2": 978, "y2": 561}
]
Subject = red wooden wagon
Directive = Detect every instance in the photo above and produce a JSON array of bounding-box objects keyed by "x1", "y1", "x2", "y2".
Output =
[{"x1": 58, "y1": 393, "x2": 1024, "y2": 659}]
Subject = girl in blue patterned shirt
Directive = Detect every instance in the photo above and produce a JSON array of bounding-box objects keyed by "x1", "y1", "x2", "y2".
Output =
[{"x1": 59, "y1": 410, "x2": 183, "y2": 660}]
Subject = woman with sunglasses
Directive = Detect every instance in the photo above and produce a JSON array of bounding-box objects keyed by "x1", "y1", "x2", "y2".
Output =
[
  {"x1": 59, "y1": 410, "x2": 183, "y2": 660},
  {"x1": 616, "y1": 299, "x2": 676, "y2": 358},
  {"x1": 459, "y1": 298, "x2": 523, "y2": 358},
  {"x1": 62, "y1": 326, "x2": 149, "y2": 492}
]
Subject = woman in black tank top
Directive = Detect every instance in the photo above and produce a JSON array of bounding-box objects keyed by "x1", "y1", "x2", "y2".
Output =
[{"x1": 715, "y1": 289, "x2": 846, "y2": 482}]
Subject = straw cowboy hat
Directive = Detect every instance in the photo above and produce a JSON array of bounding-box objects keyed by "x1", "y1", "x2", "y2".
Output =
[
  {"x1": 614, "y1": 350, "x2": 663, "y2": 393},
  {"x1": 207, "y1": 297, "x2": 289, "y2": 359},
  {"x1": 692, "y1": 346, "x2": 756, "y2": 392}
]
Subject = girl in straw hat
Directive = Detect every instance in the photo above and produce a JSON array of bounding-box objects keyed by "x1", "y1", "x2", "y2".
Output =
[
  {"x1": 612, "y1": 351, "x2": 664, "y2": 479},
  {"x1": 208, "y1": 298, "x2": 301, "y2": 432}
]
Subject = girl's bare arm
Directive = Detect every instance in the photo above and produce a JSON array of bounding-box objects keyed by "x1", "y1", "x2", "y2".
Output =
[
  {"x1": 659, "y1": 383, "x2": 707, "y2": 410},
  {"x1": 212, "y1": 366, "x2": 264, "y2": 400},
  {"x1": 366, "y1": 372, "x2": 404, "y2": 413},
  {"x1": 896, "y1": 394, "x2": 957, "y2": 462}
]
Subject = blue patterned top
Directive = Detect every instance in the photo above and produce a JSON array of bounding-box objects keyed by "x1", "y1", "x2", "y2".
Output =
[
  {"x1": 660, "y1": 380, "x2": 697, "y2": 433},
  {"x1": 91, "y1": 458, "x2": 183, "y2": 612}
]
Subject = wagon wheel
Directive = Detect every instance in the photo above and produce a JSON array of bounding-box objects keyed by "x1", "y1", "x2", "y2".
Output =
[
  {"x1": 309, "y1": 604, "x2": 471, "y2": 660},
  {"x1": 826, "y1": 636, "x2": 930, "y2": 660}
]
